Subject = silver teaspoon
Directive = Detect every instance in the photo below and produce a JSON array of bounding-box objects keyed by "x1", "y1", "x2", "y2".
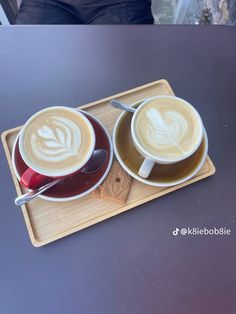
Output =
[
  {"x1": 15, "y1": 149, "x2": 107, "y2": 206},
  {"x1": 110, "y1": 99, "x2": 136, "y2": 113},
  {"x1": 15, "y1": 180, "x2": 60, "y2": 206}
]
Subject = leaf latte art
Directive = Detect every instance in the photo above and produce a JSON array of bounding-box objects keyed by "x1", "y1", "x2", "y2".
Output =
[
  {"x1": 20, "y1": 107, "x2": 94, "y2": 176},
  {"x1": 134, "y1": 98, "x2": 202, "y2": 161},
  {"x1": 145, "y1": 108, "x2": 188, "y2": 153},
  {"x1": 31, "y1": 117, "x2": 81, "y2": 162}
]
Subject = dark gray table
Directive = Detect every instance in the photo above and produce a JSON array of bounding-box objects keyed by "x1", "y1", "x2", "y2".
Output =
[{"x1": 0, "y1": 25, "x2": 236, "y2": 314}]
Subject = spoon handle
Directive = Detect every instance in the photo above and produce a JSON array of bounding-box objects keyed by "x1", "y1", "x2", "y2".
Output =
[
  {"x1": 110, "y1": 99, "x2": 136, "y2": 113},
  {"x1": 14, "y1": 148, "x2": 107, "y2": 206},
  {"x1": 15, "y1": 179, "x2": 60, "y2": 206}
]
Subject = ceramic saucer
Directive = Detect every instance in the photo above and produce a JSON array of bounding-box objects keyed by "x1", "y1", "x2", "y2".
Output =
[
  {"x1": 113, "y1": 101, "x2": 208, "y2": 187},
  {"x1": 12, "y1": 111, "x2": 113, "y2": 202}
]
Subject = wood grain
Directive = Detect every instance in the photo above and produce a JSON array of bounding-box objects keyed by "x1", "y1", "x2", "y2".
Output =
[{"x1": 1, "y1": 79, "x2": 216, "y2": 247}]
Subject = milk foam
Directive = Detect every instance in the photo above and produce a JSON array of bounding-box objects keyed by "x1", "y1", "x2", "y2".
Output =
[
  {"x1": 145, "y1": 108, "x2": 188, "y2": 153},
  {"x1": 31, "y1": 116, "x2": 81, "y2": 162},
  {"x1": 134, "y1": 98, "x2": 202, "y2": 161},
  {"x1": 21, "y1": 107, "x2": 94, "y2": 176}
]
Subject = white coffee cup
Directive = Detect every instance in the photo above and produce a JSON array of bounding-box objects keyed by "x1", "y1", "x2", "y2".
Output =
[
  {"x1": 131, "y1": 96, "x2": 204, "y2": 178},
  {"x1": 18, "y1": 106, "x2": 96, "y2": 189}
]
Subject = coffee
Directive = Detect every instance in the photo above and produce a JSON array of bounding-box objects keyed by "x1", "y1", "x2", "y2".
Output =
[
  {"x1": 133, "y1": 97, "x2": 203, "y2": 162},
  {"x1": 114, "y1": 101, "x2": 207, "y2": 185},
  {"x1": 19, "y1": 107, "x2": 95, "y2": 176}
]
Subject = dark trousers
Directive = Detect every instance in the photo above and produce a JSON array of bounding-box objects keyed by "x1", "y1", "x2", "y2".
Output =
[{"x1": 16, "y1": 0, "x2": 154, "y2": 24}]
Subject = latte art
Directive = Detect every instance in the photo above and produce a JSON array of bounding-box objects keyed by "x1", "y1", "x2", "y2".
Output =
[
  {"x1": 145, "y1": 108, "x2": 188, "y2": 154},
  {"x1": 20, "y1": 107, "x2": 95, "y2": 176},
  {"x1": 31, "y1": 117, "x2": 82, "y2": 162},
  {"x1": 133, "y1": 97, "x2": 203, "y2": 161}
]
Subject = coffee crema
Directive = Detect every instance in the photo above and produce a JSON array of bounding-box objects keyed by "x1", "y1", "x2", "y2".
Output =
[
  {"x1": 133, "y1": 98, "x2": 202, "y2": 161},
  {"x1": 20, "y1": 107, "x2": 94, "y2": 176}
]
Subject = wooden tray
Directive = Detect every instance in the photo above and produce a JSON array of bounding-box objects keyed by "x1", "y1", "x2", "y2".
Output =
[{"x1": 1, "y1": 79, "x2": 216, "y2": 247}]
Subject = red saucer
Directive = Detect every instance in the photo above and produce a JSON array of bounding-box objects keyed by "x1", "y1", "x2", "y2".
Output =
[{"x1": 12, "y1": 111, "x2": 113, "y2": 201}]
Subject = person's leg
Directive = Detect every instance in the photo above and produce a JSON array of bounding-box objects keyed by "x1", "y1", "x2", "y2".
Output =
[
  {"x1": 75, "y1": 0, "x2": 154, "y2": 24},
  {"x1": 16, "y1": 0, "x2": 81, "y2": 24},
  {"x1": 124, "y1": 0, "x2": 153, "y2": 24}
]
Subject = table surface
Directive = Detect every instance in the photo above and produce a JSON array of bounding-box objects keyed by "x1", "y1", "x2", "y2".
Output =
[{"x1": 0, "y1": 25, "x2": 236, "y2": 314}]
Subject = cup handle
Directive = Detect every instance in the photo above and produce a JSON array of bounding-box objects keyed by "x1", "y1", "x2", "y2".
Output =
[
  {"x1": 138, "y1": 158, "x2": 155, "y2": 178},
  {"x1": 20, "y1": 168, "x2": 50, "y2": 189}
]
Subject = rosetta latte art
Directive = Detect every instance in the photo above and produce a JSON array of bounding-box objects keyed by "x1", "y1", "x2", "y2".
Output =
[
  {"x1": 31, "y1": 116, "x2": 81, "y2": 162},
  {"x1": 145, "y1": 108, "x2": 188, "y2": 153}
]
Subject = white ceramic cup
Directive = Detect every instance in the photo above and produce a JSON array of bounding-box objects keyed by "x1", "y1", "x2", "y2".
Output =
[
  {"x1": 12, "y1": 109, "x2": 114, "y2": 202},
  {"x1": 18, "y1": 106, "x2": 96, "y2": 189},
  {"x1": 130, "y1": 96, "x2": 204, "y2": 178}
]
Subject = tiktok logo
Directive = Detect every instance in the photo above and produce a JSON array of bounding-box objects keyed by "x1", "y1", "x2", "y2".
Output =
[{"x1": 173, "y1": 228, "x2": 179, "y2": 236}]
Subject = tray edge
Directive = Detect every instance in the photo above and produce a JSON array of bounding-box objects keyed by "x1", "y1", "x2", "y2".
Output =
[{"x1": 1, "y1": 130, "x2": 37, "y2": 246}]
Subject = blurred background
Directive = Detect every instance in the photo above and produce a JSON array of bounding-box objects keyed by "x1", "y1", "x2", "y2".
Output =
[
  {"x1": 0, "y1": 0, "x2": 235, "y2": 25},
  {"x1": 152, "y1": 0, "x2": 236, "y2": 24}
]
